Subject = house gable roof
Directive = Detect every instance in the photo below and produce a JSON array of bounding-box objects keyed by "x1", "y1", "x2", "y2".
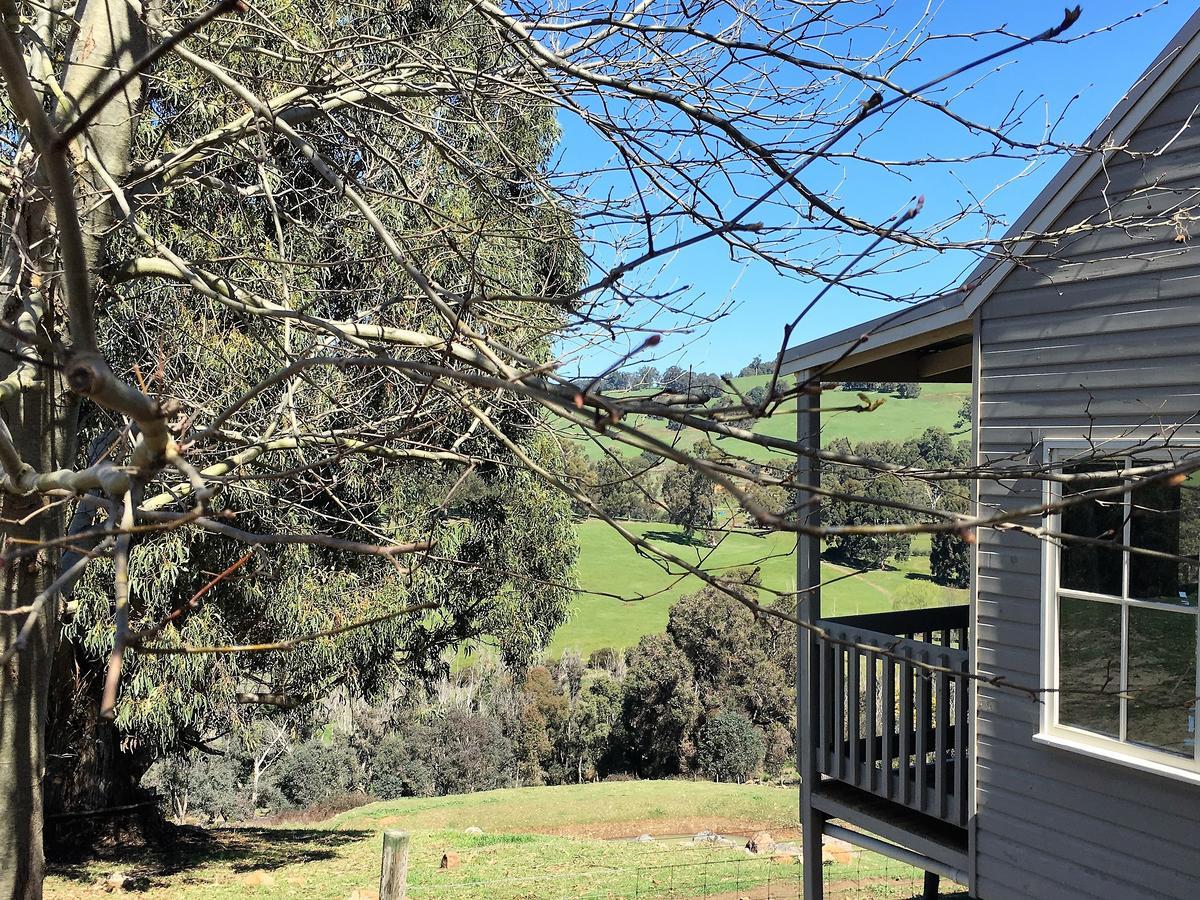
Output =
[{"x1": 779, "y1": 8, "x2": 1200, "y2": 378}]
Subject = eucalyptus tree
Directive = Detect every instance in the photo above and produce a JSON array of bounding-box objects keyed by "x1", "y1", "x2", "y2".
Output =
[
  {"x1": 0, "y1": 0, "x2": 584, "y2": 889},
  {"x1": 0, "y1": 0, "x2": 1128, "y2": 893}
]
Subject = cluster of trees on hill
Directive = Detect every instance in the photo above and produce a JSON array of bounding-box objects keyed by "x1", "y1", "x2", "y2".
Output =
[
  {"x1": 573, "y1": 449, "x2": 791, "y2": 540},
  {"x1": 824, "y1": 427, "x2": 970, "y2": 584},
  {"x1": 586, "y1": 366, "x2": 725, "y2": 398},
  {"x1": 571, "y1": 421, "x2": 969, "y2": 587},
  {"x1": 840, "y1": 381, "x2": 923, "y2": 398},
  {"x1": 583, "y1": 355, "x2": 774, "y2": 396},
  {"x1": 144, "y1": 578, "x2": 795, "y2": 822}
]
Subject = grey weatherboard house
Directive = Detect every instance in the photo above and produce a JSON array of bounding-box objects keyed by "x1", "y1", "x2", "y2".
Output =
[{"x1": 781, "y1": 11, "x2": 1200, "y2": 900}]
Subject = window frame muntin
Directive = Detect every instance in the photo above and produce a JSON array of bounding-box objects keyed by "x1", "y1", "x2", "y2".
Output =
[{"x1": 1040, "y1": 441, "x2": 1200, "y2": 776}]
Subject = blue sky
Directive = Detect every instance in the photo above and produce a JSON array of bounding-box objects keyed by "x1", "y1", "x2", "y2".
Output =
[{"x1": 557, "y1": 2, "x2": 1197, "y2": 377}]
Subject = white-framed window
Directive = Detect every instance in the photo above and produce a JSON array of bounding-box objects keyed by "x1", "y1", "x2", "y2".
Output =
[{"x1": 1040, "y1": 444, "x2": 1200, "y2": 780}]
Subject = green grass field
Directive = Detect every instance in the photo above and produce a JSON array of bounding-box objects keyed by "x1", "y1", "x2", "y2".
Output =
[
  {"x1": 550, "y1": 521, "x2": 966, "y2": 657},
  {"x1": 567, "y1": 378, "x2": 968, "y2": 463},
  {"x1": 46, "y1": 782, "x2": 961, "y2": 898}
]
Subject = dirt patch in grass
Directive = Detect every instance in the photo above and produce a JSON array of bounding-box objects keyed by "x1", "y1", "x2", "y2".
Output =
[{"x1": 546, "y1": 817, "x2": 802, "y2": 841}]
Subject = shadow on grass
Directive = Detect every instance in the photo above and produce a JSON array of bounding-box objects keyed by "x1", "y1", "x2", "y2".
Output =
[
  {"x1": 641, "y1": 529, "x2": 709, "y2": 547},
  {"x1": 48, "y1": 825, "x2": 372, "y2": 890},
  {"x1": 903, "y1": 572, "x2": 937, "y2": 583},
  {"x1": 821, "y1": 549, "x2": 899, "y2": 574}
]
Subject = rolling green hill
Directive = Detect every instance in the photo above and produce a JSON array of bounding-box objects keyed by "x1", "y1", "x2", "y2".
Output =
[
  {"x1": 565, "y1": 377, "x2": 968, "y2": 463},
  {"x1": 550, "y1": 521, "x2": 965, "y2": 657},
  {"x1": 549, "y1": 380, "x2": 969, "y2": 658}
]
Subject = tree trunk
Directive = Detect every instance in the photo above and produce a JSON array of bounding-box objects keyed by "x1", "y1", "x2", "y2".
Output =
[
  {"x1": 43, "y1": 649, "x2": 155, "y2": 854},
  {"x1": 0, "y1": 1, "x2": 147, "y2": 893},
  {"x1": 251, "y1": 758, "x2": 263, "y2": 811},
  {"x1": 0, "y1": 387, "x2": 66, "y2": 899},
  {"x1": 0, "y1": 559, "x2": 55, "y2": 898}
]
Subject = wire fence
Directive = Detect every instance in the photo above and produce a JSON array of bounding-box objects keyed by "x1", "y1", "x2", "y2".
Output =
[{"x1": 405, "y1": 846, "x2": 966, "y2": 899}]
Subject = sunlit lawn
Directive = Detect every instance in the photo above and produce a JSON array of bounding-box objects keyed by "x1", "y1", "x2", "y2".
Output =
[
  {"x1": 46, "y1": 781, "x2": 961, "y2": 899},
  {"x1": 549, "y1": 520, "x2": 966, "y2": 657}
]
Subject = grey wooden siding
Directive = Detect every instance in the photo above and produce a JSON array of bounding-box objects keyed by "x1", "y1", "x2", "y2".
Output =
[{"x1": 974, "y1": 58, "x2": 1200, "y2": 899}]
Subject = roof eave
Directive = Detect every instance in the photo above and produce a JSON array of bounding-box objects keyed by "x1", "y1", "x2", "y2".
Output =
[{"x1": 777, "y1": 293, "x2": 971, "y2": 377}]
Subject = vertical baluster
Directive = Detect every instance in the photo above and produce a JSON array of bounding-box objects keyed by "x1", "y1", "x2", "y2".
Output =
[
  {"x1": 899, "y1": 650, "x2": 913, "y2": 807},
  {"x1": 865, "y1": 649, "x2": 877, "y2": 793},
  {"x1": 955, "y1": 666, "x2": 969, "y2": 827},
  {"x1": 916, "y1": 652, "x2": 931, "y2": 814},
  {"x1": 848, "y1": 644, "x2": 861, "y2": 788},
  {"x1": 819, "y1": 636, "x2": 830, "y2": 775},
  {"x1": 833, "y1": 639, "x2": 844, "y2": 781},
  {"x1": 935, "y1": 652, "x2": 950, "y2": 821},
  {"x1": 882, "y1": 653, "x2": 895, "y2": 801}
]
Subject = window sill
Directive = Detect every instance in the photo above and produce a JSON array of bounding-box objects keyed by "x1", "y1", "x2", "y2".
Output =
[{"x1": 1034, "y1": 731, "x2": 1200, "y2": 788}]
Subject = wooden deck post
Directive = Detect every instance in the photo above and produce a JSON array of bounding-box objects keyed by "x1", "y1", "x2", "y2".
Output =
[
  {"x1": 379, "y1": 829, "x2": 410, "y2": 900},
  {"x1": 923, "y1": 870, "x2": 940, "y2": 899},
  {"x1": 796, "y1": 370, "x2": 823, "y2": 900}
]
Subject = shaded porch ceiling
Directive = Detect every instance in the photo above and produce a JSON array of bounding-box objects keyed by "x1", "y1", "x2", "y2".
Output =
[
  {"x1": 779, "y1": 294, "x2": 973, "y2": 384},
  {"x1": 820, "y1": 330, "x2": 971, "y2": 383}
]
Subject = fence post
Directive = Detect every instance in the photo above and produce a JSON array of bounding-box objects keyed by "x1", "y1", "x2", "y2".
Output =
[{"x1": 379, "y1": 829, "x2": 410, "y2": 900}]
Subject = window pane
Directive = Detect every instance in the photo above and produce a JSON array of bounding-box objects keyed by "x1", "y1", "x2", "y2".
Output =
[
  {"x1": 1129, "y1": 472, "x2": 1200, "y2": 606},
  {"x1": 1127, "y1": 605, "x2": 1197, "y2": 757},
  {"x1": 1060, "y1": 463, "x2": 1124, "y2": 597},
  {"x1": 1058, "y1": 596, "x2": 1122, "y2": 737}
]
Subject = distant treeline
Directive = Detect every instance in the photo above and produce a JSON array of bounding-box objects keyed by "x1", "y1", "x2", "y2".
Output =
[
  {"x1": 575, "y1": 355, "x2": 927, "y2": 401},
  {"x1": 578, "y1": 355, "x2": 774, "y2": 394}
]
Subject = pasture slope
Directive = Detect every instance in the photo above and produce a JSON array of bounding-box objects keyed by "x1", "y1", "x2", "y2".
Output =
[
  {"x1": 551, "y1": 524, "x2": 965, "y2": 657},
  {"x1": 568, "y1": 378, "x2": 966, "y2": 462},
  {"x1": 553, "y1": 380, "x2": 968, "y2": 657},
  {"x1": 46, "y1": 781, "x2": 962, "y2": 898}
]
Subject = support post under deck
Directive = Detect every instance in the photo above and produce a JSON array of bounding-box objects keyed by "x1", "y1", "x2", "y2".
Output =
[{"x1": 796, "y1": 370, "x2": 823, "y2": 900}]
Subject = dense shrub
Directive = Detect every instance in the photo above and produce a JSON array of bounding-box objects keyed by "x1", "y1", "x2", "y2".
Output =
[
  {"x1": 931, "y1": 531, "x2": 971, "y2": 587},
  {"x1": 426, "y1": 709, "x2": 514, "y2": 795},
  {"x1": 274, "y1": 738, "x2": 360, "y2": 809},
  {"x1": 587, "y1": 646, "x2": 623, "y2": 675},
  {"x1": 370, "y1": 734, "x2": 436, "y2": 799},
  {"x1": 619, "y1": 635, "x2": 699, "y2": 777},
  {"x1": 762, "y1": 722, "x2": 795, "y2": 778},
  {"x1": 696, "y1": 711, "x2": 766, "y2": 782},
  {"x1": 667, "y1": 579, "x2": 795, "y2": 733},
  {"x1": 144, "y1": 750, "x2": 252, "y2": 824}
]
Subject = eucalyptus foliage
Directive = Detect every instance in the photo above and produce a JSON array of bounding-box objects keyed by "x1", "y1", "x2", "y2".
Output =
[{"x1": 59, "y1": 0, "x2": 583, "y2": 760}]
